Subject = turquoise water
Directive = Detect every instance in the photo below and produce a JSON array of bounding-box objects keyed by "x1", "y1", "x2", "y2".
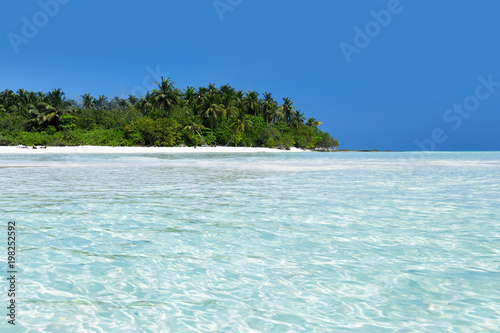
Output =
[{"x1": 1, "y1": 152, "x2": 499, "y2": 332}]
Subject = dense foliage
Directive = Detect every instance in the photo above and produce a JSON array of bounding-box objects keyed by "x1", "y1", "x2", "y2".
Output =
[{"x1": 0, "y1": 79, "x2": 339, "y2": 149}]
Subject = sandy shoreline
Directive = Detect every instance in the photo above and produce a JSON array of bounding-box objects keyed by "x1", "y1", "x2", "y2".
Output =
[{"x1": 0, "y1": 145, "x2": 310, "y2": 154}]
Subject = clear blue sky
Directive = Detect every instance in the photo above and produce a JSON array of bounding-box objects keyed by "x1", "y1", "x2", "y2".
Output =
[{"x1": 1, "y1": 0, "x2": 499, "y2": 150}]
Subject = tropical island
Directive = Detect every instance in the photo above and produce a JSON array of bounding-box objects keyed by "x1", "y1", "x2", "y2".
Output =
[{"x1": 0, "y1": 78, "x2": 338, "y2": 150}]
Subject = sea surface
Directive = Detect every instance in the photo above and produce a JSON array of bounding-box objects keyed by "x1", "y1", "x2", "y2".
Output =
[{"x1": 1, "y1": 151, "x2": 499, "y2": 332}]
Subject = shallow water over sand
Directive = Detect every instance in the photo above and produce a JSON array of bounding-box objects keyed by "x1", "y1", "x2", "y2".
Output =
[{"x1": 1, "y1": 152, "x2": 499, "y2": 332}]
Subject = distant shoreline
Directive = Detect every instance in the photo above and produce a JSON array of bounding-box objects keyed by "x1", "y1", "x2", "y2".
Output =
[
  {"x1": 0, "y1": 146, "x2": 403, "y2": 154},
  {"x1": 0, "y1": 145, "x2": 311, "y2": 154}
]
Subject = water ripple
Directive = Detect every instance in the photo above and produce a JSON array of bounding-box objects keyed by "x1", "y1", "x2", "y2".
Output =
[{"x1": 1, "y1": 152, "x2": 499, "y2": 332}]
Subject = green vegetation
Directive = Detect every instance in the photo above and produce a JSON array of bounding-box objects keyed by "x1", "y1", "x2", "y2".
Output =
[{"x1": 0, "y1": 79, "x2": 339, "y2": 149}]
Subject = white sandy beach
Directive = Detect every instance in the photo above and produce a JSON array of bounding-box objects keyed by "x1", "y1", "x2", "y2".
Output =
[{"x1": 0, "y1": 145, "x2": 310, "y2": 154}]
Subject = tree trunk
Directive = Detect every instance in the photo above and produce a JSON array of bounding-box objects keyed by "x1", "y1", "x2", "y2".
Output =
[
  {"x1": 306, "y1": 127, "x2": 317, "y2": 148},
  {"x1": 225, "y1": 131, "x2": 237, "y2": 147},
  {"x1": 195, "y1": 129, "x2": 208, "y2": 146}
]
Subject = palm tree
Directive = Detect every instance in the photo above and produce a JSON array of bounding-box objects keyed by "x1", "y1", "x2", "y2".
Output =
[
  {"x1": 262, "y1": 92, "x2": 278, "y2": 134},
  {"x1": 9, "y1": 89, "x2": 40, "y2": 118},
  {"x1": 222, "y1": 104, "x2": 238, "y2": 120},
  {"x1": 151, "y1": 77, "x2": 180, "y2": 116},
  {"x1": 219, "y1": 84, "x2": 235, "y2": 107},
  {"x1": 306, "y1": 117, "x2": 323, "y2": 145},
  {"x1": 184, "y1": 121, "x2": 208, "y2": 146},
  {"x1": 0, "y1": 89, "x2": 16, "y2": 108},
  {"x1": 183, "y1": 87, "x2": 197, "y2": 107},
  {"x1": 291, "y1": 110, "x2": 305, "y2": 132},
  {"x1": 127, "y1": 95, "x2": 139, "y2": 106},
  {"x1": 262, "y1": 92, "x2": 275, "y2": 120},
  {"x1": 234, "y1": 90, "x2": 244, "y2": 104},
  {"x1": 207, "y1": 83, "x2": 217, "y2": 94},
  {"x1": 197, "y1": 86, "x2": 208, "y2": 102},
  {"x1": 29, "y1": 88, "x2": 74, "y2": 130},
  {"x1": 0, "y1": 93, "x2": 5, "y2": 112},
  {"x1": 11, "y1": 91, "x2": 41, "y2": 131},
  {"x1": 306, "y1": 117, "x2": 321, "y2": 127},
  {"x1": 243, "y1": 91, "x2": 260, "y2": 116},
  {"x1": 225, "y1": 111, "x2": 253, "y2": 146},
  {"x1": 81, "y1": 93, "x2": 95, "y2": 109},
  {"x1": 311, "y1": 119, "x2": 322, "y2": 130},
  {"x1": 268, "y1": 103, "x2": 280, "y2": 126},
  {"x1": 201, "y1": 92, "x2": 225, "y2": 131},
  {"x1": 45, "y1": 89, "x2": 69, "y2": 110},
  {"x1": 16, "y1": 88, "x2": 28, "y2": 103},
  {"x1": 278, "y1": 97, "x2": 296, "y2": 138},
  {"x1": 118, "y1": 98, "x2": 129, "y2": 110},
  {"x1": 95, "y1": 95, "x2": 108, "y2": 110},
  {"x1": 203, "y1": 102, "x2": 224, "y2": 131},
  {"x1": 281, "y1": 97, "x2": 295, "y2": 123},
  {"x1": 0, "y1": 81, "x2": 334, "y2": 148},
  {"x1": 219, "y1": 84, "x2": 234, "y2": 96},
  {"x1": 67, "y1": 99, "x2": 79, "y2": 107},
  {"x1": 137, "y1": 92, "x2": 154, "y2": 115}
]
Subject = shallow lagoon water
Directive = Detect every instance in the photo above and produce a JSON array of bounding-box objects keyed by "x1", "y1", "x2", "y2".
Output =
[{"x1": 1, "y1": 152, "x2": 499, "y2": 332}]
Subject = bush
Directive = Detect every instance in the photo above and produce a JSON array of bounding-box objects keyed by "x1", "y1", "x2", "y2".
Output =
[
  {"x1": 15, "y1": 131, "x2": 65, "y2": 146},
  {"x1": 244, "y1": 116, "x2": 267, "y2": 147},
  {"x1": 60, "y1": 115, "x2": 77, "y2": 131},
  {"x1": 0, "y1": 113, "x2": 24, "y2": 133},
  {"x1": 277, "y1": 133, "x2": 295, "y2": 148},
  {"x1": 316, "y1": 131, "x2": 339, "y2": 149},
  {"x1": 293, "y1": 126, "x2": 313, "y2": 148},
  {"x1": 305, "y1": 134, "x2": 321, "y2": 149},
  {"x1": 66, "y1": 128, "x2": 129, "y2": 146},
  {"x1": 125, "y1": 117, "x2": 181, "y2": 146},
  {"x1": 202, "y1": 130, "x2": 217, "y2": 145},
  {"x1": 0, "y1": 132, "x2": 17, "y2": 145},
  {"x1": 214, "y1": 117, "x2": 231, "y2": 145}
]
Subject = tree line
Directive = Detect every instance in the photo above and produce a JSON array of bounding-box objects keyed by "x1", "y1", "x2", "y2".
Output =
[{"x1": 0, "y1": 78, "x2": 339, "y2": 149}]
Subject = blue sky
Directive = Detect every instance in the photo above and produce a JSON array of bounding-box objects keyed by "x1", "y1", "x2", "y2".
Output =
[{"x1": 1, "y1": 0, "x2": 499, "y2": 150}]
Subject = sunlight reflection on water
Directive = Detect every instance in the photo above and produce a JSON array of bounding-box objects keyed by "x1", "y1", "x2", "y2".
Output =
[{"x1": 1, "y1": 152, "x2": 499, "y2": 332}]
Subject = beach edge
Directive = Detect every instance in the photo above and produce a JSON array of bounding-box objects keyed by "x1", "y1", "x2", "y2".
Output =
[{"x1": 0, "y1": 145, "x2": 311, "y2": 154}]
